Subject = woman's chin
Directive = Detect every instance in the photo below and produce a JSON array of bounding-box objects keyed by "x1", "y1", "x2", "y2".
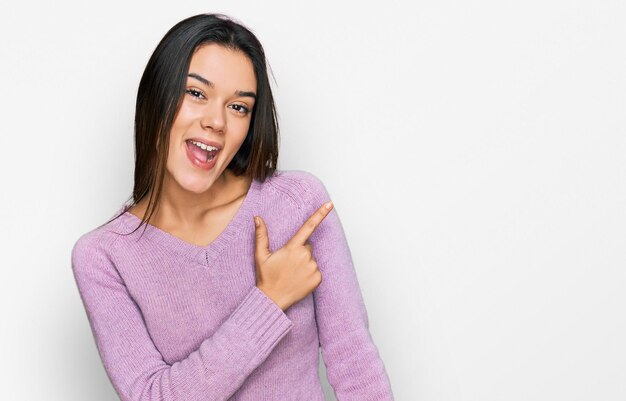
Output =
[
  {"x1": 166, "y1": 171, "x2": 214, "y2": 194},
  {"x1": 180, "y1": 179, "x2": 214, "y2": 194},
  {"x1": 165, "y1": 162, "x2": 225, "y2": 194}
]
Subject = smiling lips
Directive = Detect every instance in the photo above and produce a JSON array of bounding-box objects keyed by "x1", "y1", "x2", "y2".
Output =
[{"x1": 185, "y1": 139, "x2": 221, "y2": 170}]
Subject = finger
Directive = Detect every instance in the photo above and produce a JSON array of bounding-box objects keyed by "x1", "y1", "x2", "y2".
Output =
[
  {"x1": 304, "y1": 242, "x2": 313, "y2": 253},
  {"x1": 254, "y1": 216, "x2": 271, "y2": 265},
  {"x1": 287, "y1": 201, "x2": 333, "y2": 247}
]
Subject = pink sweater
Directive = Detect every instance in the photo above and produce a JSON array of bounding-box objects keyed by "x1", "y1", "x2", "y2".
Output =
[{"x1": 71, "y1": 169, "x2": 394, "y2": 401}]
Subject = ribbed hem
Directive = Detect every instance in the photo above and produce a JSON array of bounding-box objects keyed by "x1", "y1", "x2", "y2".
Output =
[{"x1": 230, "y1": 286, "x2": 294, "y2": 355}]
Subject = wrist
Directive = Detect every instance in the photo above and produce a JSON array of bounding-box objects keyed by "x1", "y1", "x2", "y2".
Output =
[{"x1": 256, "y1": 285, "x2": 288, "y2": 311}]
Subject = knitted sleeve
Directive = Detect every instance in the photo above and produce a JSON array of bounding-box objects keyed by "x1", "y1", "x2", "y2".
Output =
[
  {"x1": 70, "y1": 236, "x2": 293, "y2": 401},
  {"x1": 300, "y1": 172, "x2": 395, "y2": 401}
]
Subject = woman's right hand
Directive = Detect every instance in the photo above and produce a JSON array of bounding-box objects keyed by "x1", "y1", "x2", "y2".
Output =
[{"x1": 254, "y1": 201, "x2": 334, "y2": 311}]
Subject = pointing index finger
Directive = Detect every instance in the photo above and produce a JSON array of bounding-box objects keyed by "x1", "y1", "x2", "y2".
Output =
[{"x1": 287, "y1": 201, "x2": 333, "y2": 247}]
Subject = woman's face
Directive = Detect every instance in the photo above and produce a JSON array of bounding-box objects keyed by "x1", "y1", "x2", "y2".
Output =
[{"x1": 165, "y1": 43, "x2": 257, "y2": 194}]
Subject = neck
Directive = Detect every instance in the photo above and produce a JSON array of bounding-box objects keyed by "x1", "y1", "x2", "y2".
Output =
[{"x1": 138, "y1": 169, "x2": 253, "y2": 229}]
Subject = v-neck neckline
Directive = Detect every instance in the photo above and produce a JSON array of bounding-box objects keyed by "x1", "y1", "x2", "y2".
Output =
[{"x1": 115, "y1": 177, "x2": 261, "y2": 267}]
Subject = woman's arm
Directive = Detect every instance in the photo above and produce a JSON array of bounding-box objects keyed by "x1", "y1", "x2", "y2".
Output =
[
  {"x1": 302, "y1": 172, "x2": 395, "y2": 401},
  {"x1": 71, "y1": 237, "x2": 293, "y2": 401}
]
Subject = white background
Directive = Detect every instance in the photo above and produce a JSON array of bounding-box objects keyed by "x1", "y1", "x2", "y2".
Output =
[{"x1": 1, "y1": 1, "x2": 625, "y2": 400}]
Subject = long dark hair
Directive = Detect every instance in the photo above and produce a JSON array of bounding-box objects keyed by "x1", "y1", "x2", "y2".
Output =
[{"x1": 100, "y1": 13, "x2": 279, "y2": 234}]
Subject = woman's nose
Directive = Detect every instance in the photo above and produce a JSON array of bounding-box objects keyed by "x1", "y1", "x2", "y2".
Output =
[{"x1": 200, "y1": 103, "x2": 226, "y2": 133}]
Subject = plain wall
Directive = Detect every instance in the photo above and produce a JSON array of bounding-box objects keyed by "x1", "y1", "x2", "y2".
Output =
[{"x1": 1, "y1": 1, "x2": 625, "y2": 400}]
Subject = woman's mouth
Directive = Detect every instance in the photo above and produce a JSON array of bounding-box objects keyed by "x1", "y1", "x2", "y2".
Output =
[{"x1": 185, "y1": 139, "x2": 220, "y2": 170}]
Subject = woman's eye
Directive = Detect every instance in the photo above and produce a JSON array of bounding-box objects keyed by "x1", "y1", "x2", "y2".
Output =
[
  {"x1": 229, "y1": 104, "x2": 251, "y2": 116},
  {"x1": 186, "y1": 88, "x2": 205, "y2": 100}
]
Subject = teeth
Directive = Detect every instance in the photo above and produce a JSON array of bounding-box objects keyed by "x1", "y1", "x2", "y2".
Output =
[{"x1": 190, "y1": 140, "x2": 219, "y2": 151}]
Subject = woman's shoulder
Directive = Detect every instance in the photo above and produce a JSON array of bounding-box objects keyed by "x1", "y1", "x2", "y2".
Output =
[
  {"x1": 262, "y1": 169, "x2": 331, "y2": 208},
  {"x1": 70, "y1": 208, "x2": 130, "y2": 270}
]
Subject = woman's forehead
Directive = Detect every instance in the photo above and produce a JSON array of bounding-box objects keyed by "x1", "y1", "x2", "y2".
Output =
[{"x1": 188, "y1": 43, "x2": 256, "y2": 92}]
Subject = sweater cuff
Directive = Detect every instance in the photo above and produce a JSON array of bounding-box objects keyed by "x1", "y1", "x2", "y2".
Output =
[{"x1": 230, "y1": 286, "x2": 294, "y2": 355}]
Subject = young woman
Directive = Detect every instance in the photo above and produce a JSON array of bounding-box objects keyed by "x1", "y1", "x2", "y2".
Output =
[{"x1": 71, "y1": 13, "x2": 394, "y2": 401}]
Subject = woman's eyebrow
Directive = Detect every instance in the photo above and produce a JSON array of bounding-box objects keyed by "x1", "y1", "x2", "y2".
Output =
[{"x1": 188, "y1": 73, "x2": 256, "y2": 99}]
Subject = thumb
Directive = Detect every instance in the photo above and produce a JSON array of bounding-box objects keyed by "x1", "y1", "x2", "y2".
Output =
[{"x1": 254, "y1": 216, "x2": 271, "y2": 266}]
